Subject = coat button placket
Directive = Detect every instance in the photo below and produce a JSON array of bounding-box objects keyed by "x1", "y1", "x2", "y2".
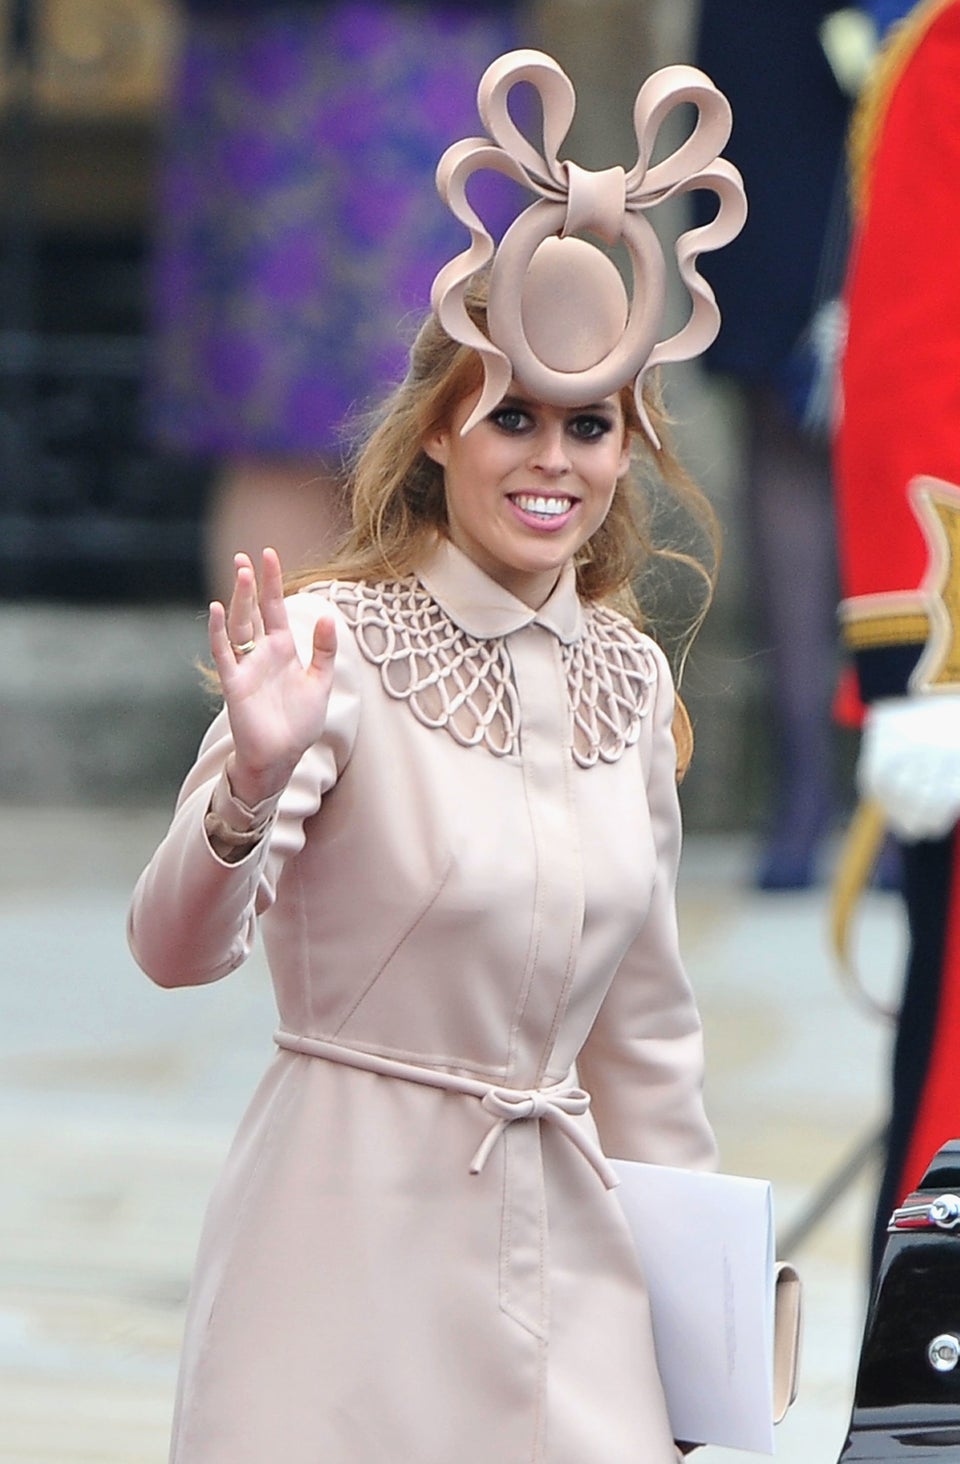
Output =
[{"x1": 493, "y1": 624, "x2": 586, "y2": 1353}]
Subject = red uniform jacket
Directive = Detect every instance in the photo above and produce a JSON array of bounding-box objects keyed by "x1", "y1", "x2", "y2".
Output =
[{"x1": 836, "y1": 0, "x2": 960, "y2": 707}]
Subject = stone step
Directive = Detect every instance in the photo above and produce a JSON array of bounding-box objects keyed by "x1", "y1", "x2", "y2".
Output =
[{"x1": 1, "y1": 604, "x2": 212, "y2": 808}]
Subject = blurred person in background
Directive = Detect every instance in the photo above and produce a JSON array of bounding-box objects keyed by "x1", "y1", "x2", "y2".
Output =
[
  {"x1": 834, "y1": 0, "x2": 960, "y2": 1276},
  {"x1": 145, "y1": 0, "x2": 527, "y2": 601},
  {"x1": 693, "y1": 0, "x2": 853, "y2": 889}
]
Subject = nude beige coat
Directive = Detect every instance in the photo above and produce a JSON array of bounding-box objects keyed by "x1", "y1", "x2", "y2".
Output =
[{"x1": 128, "y1": 537, "x2": 717, "y2": 1464}]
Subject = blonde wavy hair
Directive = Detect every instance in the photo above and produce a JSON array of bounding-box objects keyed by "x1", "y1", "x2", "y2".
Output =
[{"x1": 288, "y1": 279, "x2": 719, "y2": 774}]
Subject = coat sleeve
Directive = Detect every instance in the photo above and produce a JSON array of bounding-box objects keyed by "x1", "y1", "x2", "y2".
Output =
[
  {"x1": 127, "y1": 591, "x2": 362, "y2": 988},
  {"x1": 576, "y1": 640, "x2": 718, "y2": 1172}
]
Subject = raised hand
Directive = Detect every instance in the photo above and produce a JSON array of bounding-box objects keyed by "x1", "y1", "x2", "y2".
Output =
[{"x1": 208, "y1": 547, "x2": 337, "y2": 807}]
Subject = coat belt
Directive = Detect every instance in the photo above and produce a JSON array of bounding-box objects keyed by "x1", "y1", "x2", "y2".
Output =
[{"x1": 273, "y1": 1028, "x2": 619, "y2": 1189}]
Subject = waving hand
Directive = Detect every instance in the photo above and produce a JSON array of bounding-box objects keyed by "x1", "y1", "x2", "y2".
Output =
[{"x1": 208, "y1": 548, "x2": 337, "y2": 807}]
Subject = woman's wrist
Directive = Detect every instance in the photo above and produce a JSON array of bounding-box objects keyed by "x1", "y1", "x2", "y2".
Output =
[
  {"x1": 224, "y1": 752, "x2": 295, "y2": 810},
  {"x1": 203, "y1": 810, "x2": 267, "y2": 863},
  {"x1": 202, "y1": 761, "x2": 285, "y2": 864}
]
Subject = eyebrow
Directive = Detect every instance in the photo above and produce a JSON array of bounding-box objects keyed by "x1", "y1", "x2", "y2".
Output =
[{"x1": 500, "y1": 394, "x2": 618, "y2": 413}]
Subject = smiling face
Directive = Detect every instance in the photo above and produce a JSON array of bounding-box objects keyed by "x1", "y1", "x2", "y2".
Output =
[{"x1": 422, "y1": 386, "x2": 632, "y2": 608}]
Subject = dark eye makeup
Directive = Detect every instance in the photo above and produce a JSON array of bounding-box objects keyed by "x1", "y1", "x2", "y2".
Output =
[
  {"x1": 487, "y1": 400, "x2": 616, "y2": 440},
  {"x1": 488, "y1": 405, "x2": 532, "y2": 433},
  {"x1": 568, "y1": 413, "x2": 615, "y2": 440}
]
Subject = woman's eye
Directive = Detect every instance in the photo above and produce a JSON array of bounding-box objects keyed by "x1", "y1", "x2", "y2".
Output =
[
  {"x1": 489, "y1": 407, "x2": 530, "y2": 433},
  {"x1": 569, "y1": 414, "x2": 613, "y2": 441}
]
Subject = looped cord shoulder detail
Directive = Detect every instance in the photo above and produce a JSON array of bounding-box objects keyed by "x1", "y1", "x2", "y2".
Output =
[
  {"x1": 328, "y1": 579, "x2": 522, "y2": 756},
  {"x1": 563, "y1": 604, "x2": 657, "y2": 767},
  {"x1": 317, "y1": 581, "x2": 656, "y2": 766}
]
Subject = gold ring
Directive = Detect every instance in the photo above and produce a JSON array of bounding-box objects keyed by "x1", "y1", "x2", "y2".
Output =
[{"x1": 231, "y1": 639, "x2": 257, "y2": 656}]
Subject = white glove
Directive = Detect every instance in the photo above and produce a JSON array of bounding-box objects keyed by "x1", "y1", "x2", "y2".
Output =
[{"x1": 858, "y1": 694, "x2": 960, "y2": 841}]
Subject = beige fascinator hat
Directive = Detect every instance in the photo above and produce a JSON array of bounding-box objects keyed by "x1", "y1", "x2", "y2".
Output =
[{"x1": 430, "y1": 49, "x2": 747, "y2": 447}]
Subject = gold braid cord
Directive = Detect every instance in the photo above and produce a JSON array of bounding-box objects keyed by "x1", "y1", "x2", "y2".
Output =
[
  {"x1": 830, "y1": 798, "x2": 898, "y2": 1024},
  {"x1": 833, "y1": 477, "x2": 960, "y2": 1022},
  {"x1": 849, "y1": 0, "x2": 957, "y2": 218},
  {"x1": 839, "y1": 477, "x2": 960, "y2": 694},
  {"x1": 834, "y1": 3, "x2": 959, "y2": 1024}
]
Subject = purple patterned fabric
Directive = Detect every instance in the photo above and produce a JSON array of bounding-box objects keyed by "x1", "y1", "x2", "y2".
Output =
[{"x1": 146, "y1": 1, "x2": 523, "y2": 459}]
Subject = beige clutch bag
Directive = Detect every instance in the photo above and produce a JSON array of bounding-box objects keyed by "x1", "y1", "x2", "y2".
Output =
[
  {"x1": 773, "y1": 1261, "x2": 803, "y2": 1423},
  {"x1": 611, "y1": 1159, "x2": 803, "y2": 1454}
]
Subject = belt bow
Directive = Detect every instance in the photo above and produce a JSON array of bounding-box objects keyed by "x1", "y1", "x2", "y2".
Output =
[
  {"x1": 273, "y1": 1029, "x2": 620, "y2": 1190},
  {"x1": 472, "y1": 1082, "x2": 618, "y2": 1189}
]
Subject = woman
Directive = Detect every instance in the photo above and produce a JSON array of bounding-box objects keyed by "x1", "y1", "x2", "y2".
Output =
[{"x1": 129, "y1": 50, "x2": 745, "y2": 1464}]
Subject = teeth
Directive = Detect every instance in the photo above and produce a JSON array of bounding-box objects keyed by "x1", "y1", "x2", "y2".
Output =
[{"x1": 513, "y1": 495, "x2": 574, "y2": 517}]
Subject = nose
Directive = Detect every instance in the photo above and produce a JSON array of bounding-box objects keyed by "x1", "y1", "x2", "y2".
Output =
[{"x1": 528, "y1": 421, "x2": 571, "y2": 477}]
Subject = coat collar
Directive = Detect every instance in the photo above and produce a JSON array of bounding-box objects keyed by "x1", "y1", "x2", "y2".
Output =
[{"x1": 417, "y1": 536, "x2": 583, "y2": 645}]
